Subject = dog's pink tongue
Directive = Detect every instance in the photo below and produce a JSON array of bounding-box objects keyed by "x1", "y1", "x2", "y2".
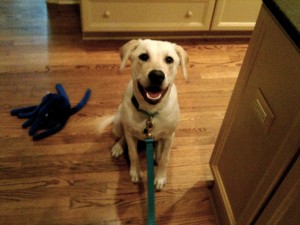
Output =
[{"x1": 146, "y1": 91, "x2": 162, "y2": 100}]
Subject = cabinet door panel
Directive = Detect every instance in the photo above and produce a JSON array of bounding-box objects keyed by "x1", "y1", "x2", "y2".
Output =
[
  {"x1": 211, "y1": 0, "x2": 261, "y2": 30},
  {"x1": 210, "y1": 6, "x2": 300, "y2": 225},
  {"x1": 256, "y1": 153, "x2": 300, "y2": 225}
]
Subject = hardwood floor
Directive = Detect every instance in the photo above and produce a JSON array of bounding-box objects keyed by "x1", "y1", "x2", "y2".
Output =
[{"x1": 0, "y1": 1, "x2": 248, "y2": 224}]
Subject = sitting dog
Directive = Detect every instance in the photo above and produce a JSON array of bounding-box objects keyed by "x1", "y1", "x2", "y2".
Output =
[{"x1": 112, "y1": 39, "x2": 188, "y2": 190}]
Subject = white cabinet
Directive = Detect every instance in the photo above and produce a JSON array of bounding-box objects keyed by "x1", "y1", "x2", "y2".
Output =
[
  {"x1": 80, "y1": 0, "x2": 261, "y2": 39},
  {"x1": 211, "y1": 0, "x2": 262, "y2": 30},
  {"x1": 81, "y1": 0, "x2": 216, "y2": 32}
]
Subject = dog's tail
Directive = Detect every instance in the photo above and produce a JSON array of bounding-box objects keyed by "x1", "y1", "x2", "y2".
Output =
[{"x1": 98, "y1": 115, "x2": 115, "y2": 135}]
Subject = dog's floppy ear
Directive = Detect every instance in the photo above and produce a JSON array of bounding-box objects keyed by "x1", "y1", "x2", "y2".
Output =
[
  {"x1": 119, "y1": 39, "x2": 140, "y2": 71},
  {"x1": 175, "y1": 45, "x2": 189, "y2": 82}
]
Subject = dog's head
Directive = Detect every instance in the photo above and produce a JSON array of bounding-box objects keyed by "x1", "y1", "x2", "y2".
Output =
[{"x1": 120, "y1": 39, "x2": 188, "y2": 105}]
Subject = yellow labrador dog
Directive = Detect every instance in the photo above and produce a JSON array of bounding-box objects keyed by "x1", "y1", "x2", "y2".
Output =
[{"x1": 112, "y1": 39, "x2": 188, "y2": 190}]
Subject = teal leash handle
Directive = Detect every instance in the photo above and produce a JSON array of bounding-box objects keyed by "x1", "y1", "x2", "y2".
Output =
[{"x1": 146, "y1": 138, "x2": 155, "y2": 225}]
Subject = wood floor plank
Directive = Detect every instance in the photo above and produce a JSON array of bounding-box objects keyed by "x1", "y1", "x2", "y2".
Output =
[{"x1": 0, "y1": 1, "x2": 248, "y2": 224}]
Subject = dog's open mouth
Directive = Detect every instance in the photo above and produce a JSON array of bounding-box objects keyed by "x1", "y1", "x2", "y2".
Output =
[{"x1": 138, "y1": 82, "x2": 168, "y2": 105}]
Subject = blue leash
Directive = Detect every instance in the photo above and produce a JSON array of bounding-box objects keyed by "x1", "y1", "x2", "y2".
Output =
[
  {"x1": 131, "y1": 96, "x2": 157, "y2": 225},
  {"x1": 146, "y1": 138, "x2": 155, "y2": 225}
]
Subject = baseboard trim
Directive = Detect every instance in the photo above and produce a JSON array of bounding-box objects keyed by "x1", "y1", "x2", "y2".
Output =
[
  {"x1": 46, "y1": 0, "x2": 79, "y2": 4},
  {"x1": 210, "y1": 165, "x2": 236, "y2": 225},
  {"x1": 82, "y1": 31, "x2": 252, "y2": 41}
]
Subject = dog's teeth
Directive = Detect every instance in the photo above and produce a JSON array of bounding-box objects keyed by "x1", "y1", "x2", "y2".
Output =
[{"x1": 146, "y1": 92, "x2": 162, "y2": 100}]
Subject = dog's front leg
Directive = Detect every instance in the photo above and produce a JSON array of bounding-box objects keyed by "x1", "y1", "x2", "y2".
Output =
[
  {"x1": 125, "y1": 133, "x2": 143, "y2": 183},
  {"x1": 155, "y1": 133, "x2": 174, "y2": 190}
]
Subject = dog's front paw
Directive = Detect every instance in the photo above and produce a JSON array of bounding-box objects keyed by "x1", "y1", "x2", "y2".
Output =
[
  {"x1": 130, "y1": 169, "x2": 143, "y2": 183},
  {"x1": 111, "y1": 142, "x2": 124, "y2": 158},
  {"x1": 155, "y1": 167, "x2": 167, "y2": 190},
  {"x1": 155, "y1": 175, "x2": 167, "y2": 191}
]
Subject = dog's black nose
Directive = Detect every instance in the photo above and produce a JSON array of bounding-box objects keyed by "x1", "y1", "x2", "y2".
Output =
[{"x1": 148, "y1": 70, "x2": 165, "y2": 86}]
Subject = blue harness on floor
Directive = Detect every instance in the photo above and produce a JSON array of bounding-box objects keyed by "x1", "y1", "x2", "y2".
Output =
[{"x1": 132, "y1": 96, "x2": 156, "y2": 225}]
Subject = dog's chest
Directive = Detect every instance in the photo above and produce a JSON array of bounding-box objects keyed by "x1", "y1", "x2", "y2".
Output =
[{"x1": 124, "y1": 112, "x2": 178, "y2": 141}]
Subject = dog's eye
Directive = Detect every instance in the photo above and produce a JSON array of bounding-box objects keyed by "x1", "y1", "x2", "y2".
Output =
[
  {"x1": 139, "y1": 53, "x2": 149, "y2": 62},
  {"x1": 165, "y1": 56, "x2": 174, "y2": 64}
]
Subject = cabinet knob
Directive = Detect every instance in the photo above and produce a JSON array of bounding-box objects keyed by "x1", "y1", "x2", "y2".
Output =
[
  {"x1": 104, "y1": 10, "x2": 111, "y2": 18},
  {"x1": 186, "y1": 11, "x2": 193, "y2": 18}
]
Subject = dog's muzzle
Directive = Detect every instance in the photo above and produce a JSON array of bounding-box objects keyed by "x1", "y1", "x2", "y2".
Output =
[{"x1": 138, "y1": 70, "x2": 168, "y2": 105}]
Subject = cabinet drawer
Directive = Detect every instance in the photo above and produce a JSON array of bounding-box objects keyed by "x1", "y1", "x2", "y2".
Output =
[{"x1": 81, "y1": 0, "x2": 215, "y2": 32}]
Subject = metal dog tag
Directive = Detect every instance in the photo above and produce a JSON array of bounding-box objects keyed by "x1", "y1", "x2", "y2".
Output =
[{"x1": 144, "y1": 117, "x2": 154, "y2": 139}]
